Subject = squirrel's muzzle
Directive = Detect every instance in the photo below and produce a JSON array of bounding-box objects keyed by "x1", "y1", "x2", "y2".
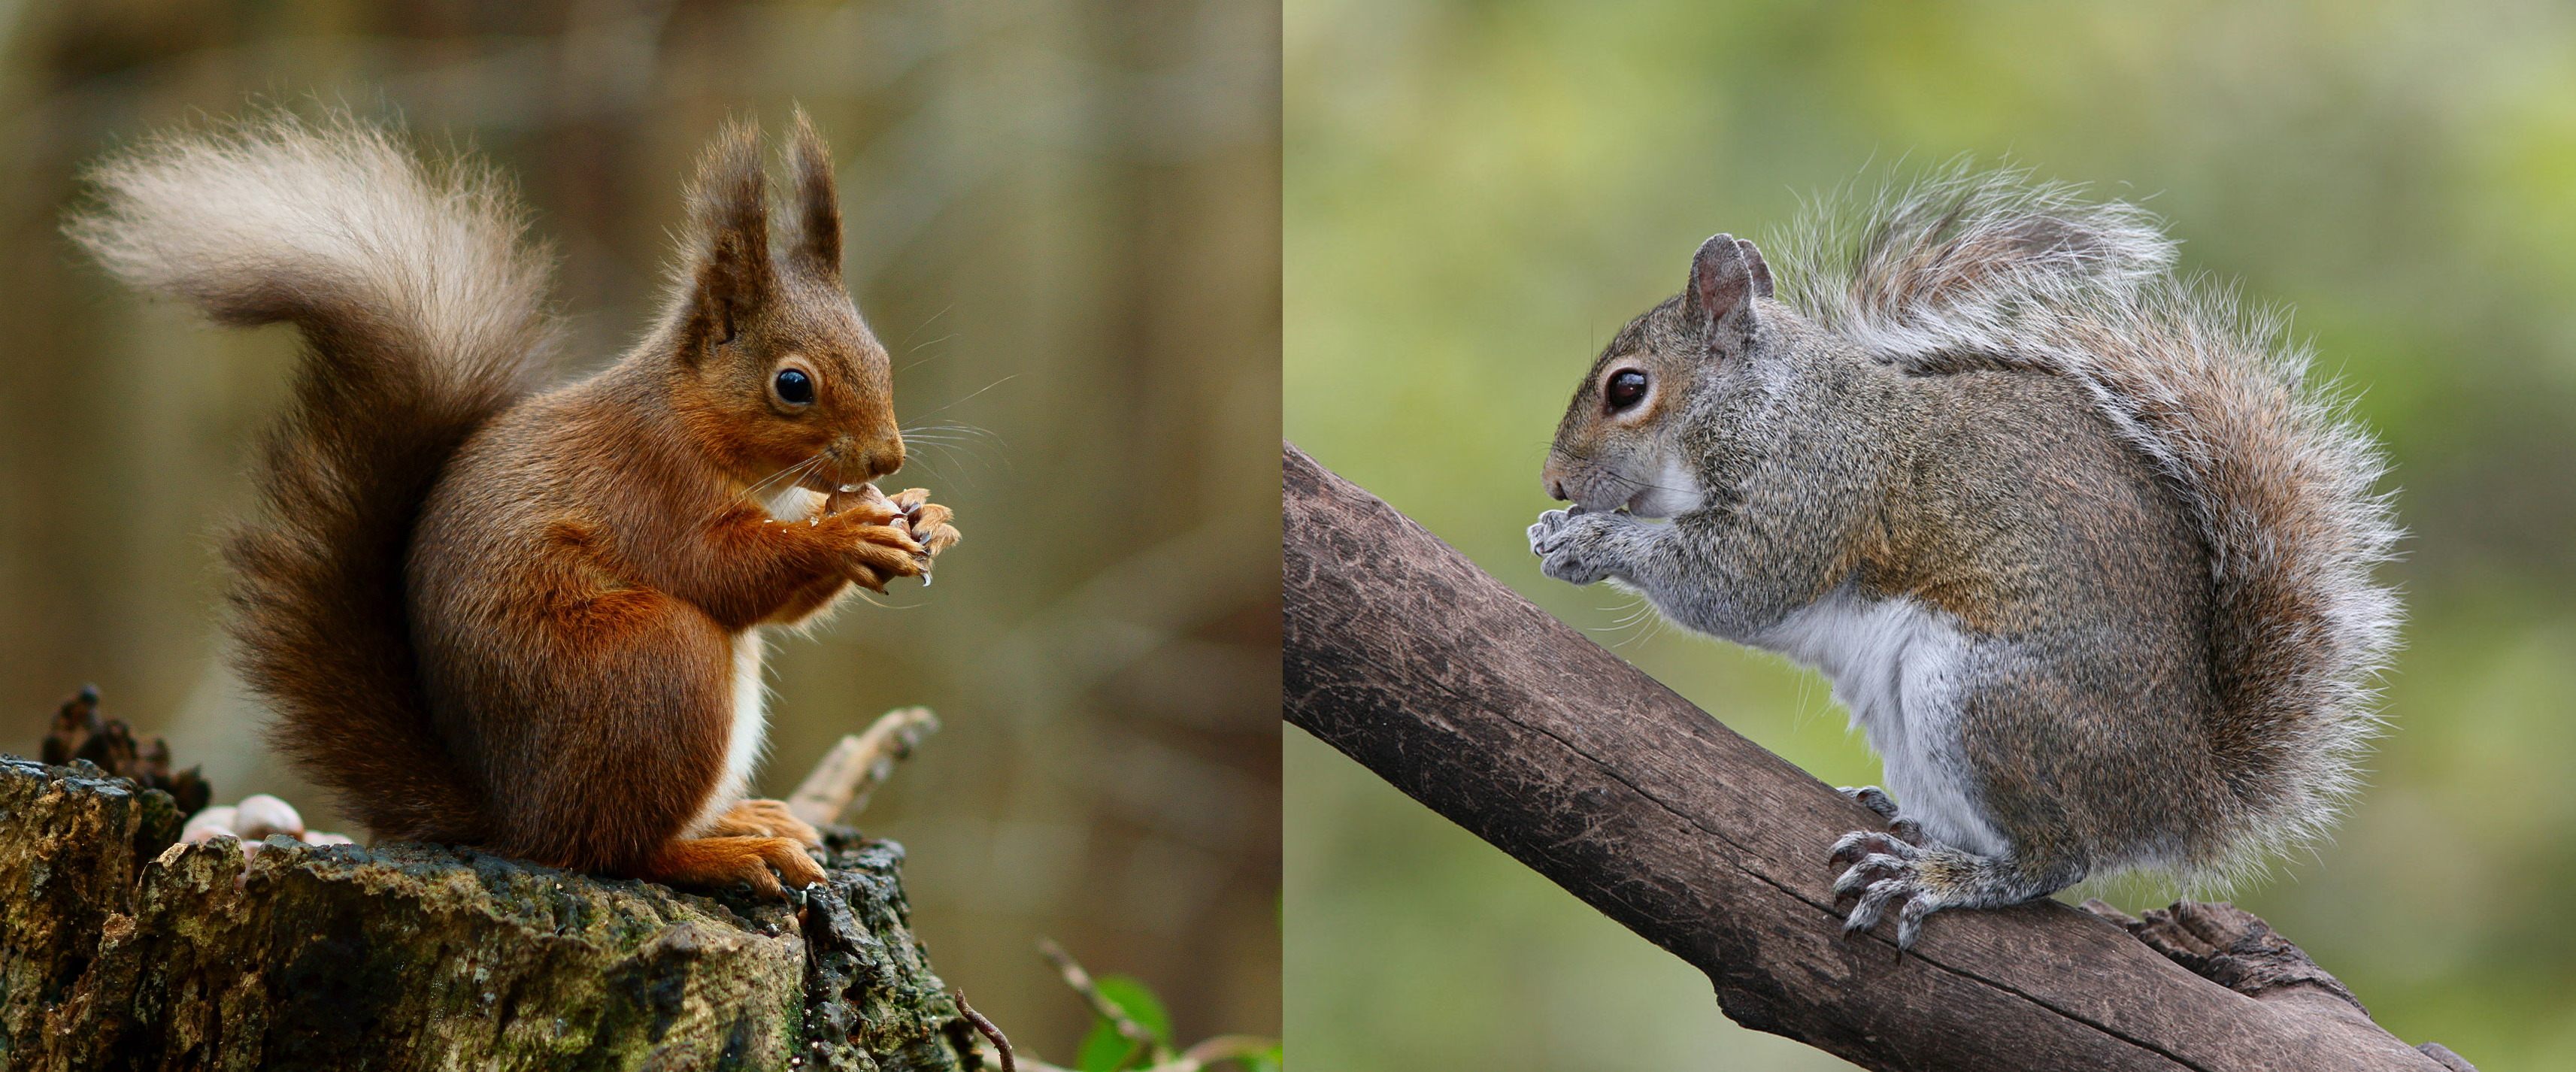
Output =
[
  {"x1": 1541, "y1": 453, "x2": 1574, "y2": 502},
  {"x1": 852, "y1": 440, "x2": 904, "y2": 483}
]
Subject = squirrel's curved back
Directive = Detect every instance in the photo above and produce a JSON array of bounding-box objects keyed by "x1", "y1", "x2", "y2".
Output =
[
  {"x1": 68, "y1": 114, "x2": 556, "y2": 842},
  {"x1": 1770, "y1": 166, "x2": 2403, "y2": 878}
]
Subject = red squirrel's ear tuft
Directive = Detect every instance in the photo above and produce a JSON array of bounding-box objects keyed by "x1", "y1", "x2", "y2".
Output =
[
  {"x1": 1686, "y1": 233, "x2": 1766, "y2": 350},
  {"x1": 679, "y1": 119, "x2": 775, "y2": 362},
  {"x1": 784, "y1": 108, "x2": 841, "y2": 277}
]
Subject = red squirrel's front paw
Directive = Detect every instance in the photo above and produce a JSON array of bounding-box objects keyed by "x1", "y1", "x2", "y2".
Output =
[
  {"x1": 823, "y1": 483, "x2": 903, "y2": 525},
  {"x1": 818, "y1": 486, "x2": 950, "y2": 587},
  {"x1": 903, "y1": 501, "x2": 961, "y2": 559},
  {"x1": 822, "y1": 514, "x2": 926, "y2": 591},
  {"x1": 881, "y1": 488, "x2": 959, "y2": 556}
]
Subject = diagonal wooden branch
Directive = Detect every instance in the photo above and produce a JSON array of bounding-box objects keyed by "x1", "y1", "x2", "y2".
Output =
[{"x1": 1280, "y1": 442, "x2": 2465, "y2": 1072}]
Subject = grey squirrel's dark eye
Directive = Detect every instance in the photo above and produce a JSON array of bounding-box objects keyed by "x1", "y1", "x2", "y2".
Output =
[
  {"x1": 1605, "y1": 369, "x2": 1648, "y2": 411},
  {"x1": 774, "y1": 368, "x2": 815, "y2": 406}
]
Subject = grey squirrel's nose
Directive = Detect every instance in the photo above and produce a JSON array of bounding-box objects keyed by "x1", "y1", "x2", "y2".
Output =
[{"x1": 1544, "y1": 477, "x2": 1568, "y2": 501}]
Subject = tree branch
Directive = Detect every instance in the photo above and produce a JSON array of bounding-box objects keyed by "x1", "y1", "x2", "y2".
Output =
[
  {"x1": 1281, "y1": 441, "x2": 2464, "y2": 1072},
  {"x1": 788, "y1": 706, "x2": 941, "y2": 827}
]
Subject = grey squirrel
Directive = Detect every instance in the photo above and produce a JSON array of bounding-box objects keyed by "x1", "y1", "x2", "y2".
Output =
[{"x1": 1527, "y1": 170, "x2": 2400, "y2": 949}]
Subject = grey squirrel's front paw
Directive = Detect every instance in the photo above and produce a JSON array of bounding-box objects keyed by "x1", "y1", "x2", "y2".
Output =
[{"x1": 1527, "y1": 507, "x2": 1629, "y2": 586}]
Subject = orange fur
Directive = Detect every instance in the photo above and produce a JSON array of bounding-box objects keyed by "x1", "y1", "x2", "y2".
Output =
[
  {"x1": 73, "y1": 110, "x2": 956, "y2": 897},
  {"x1": 703, "y1": 799, "x2": 825, "y2": 846},
  {"x1": 644, "y1": 835, "x2": 829, "y2": 899}
]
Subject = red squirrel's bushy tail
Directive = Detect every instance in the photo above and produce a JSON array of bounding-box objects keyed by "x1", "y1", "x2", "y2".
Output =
[
  {"x1": 68, "y1": 113, "x2": 556, "y2": 842},
  {"x1": 1772, "y1": 165, "x2": 2404, "y2": 883}
]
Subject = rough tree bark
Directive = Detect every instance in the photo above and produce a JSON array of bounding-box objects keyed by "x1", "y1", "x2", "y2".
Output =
[
  {"x1": 1281, "y1": 442, "x2": 2473, "y2": 1072},
  {"x1": 0, "y1": 755, "x2": 993, "y2": 1072}
]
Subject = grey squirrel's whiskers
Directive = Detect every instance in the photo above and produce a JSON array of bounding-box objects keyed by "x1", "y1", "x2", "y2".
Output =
[{"x1": 1599, "y1": 469, "x2": 1695, "y2": 497}]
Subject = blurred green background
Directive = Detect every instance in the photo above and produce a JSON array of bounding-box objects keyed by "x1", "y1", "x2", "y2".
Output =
[
  {"x1": 1286, "y1": 1, "x2": 2576, "y2": 1068},
  {"x1": 0, "y1": 0, "x2": 1279, "y2": 1058}
]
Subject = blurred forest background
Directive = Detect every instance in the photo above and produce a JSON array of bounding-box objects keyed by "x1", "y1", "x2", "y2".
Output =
[
  {"x1": 1287, "y1": 1, "x2": 2576, "y2": 1069},
  {"x1": 0, "y1": 0, "x2": 1280, "y2": 1057}
]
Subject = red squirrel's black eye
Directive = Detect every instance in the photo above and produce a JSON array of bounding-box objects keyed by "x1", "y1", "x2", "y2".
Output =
[
  {"x1": 773, "y1": 368, "x2": 815, "y2": 406},
  {"x1": 1605, "y1": 369, "x2": 1649, "y2": 412}
]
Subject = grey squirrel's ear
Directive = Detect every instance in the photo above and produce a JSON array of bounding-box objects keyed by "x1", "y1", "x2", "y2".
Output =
[
  {"x1": 679, "y1": 119, "x2": 776, "y2": 363},
  {"x1": 1740, "y1": 238, "x2": 1774, "y2": 298},
  {"x1": 784, "y1": 108, "x2": 841, "y2": 277},
  {"x1": 1687, "y1": 233, "x2": 1768, "y2": 347}
]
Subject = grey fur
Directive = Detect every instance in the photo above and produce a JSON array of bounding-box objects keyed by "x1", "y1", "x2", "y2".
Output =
[{"x1": 1534, "y1": 166, "x2": 2402, "y2": 949}]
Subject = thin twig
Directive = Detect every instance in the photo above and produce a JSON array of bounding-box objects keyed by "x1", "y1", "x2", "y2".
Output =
[
  {"x1": 1174, "y1": 1036, "x2": 1275, "y2": 1065},
  {"x1": 952, "y1": 988, "x2": 1016, "y2": 1072},
  {"x1": 1037, "y1": 938, "x2": 1160, "y2": 1055},
  {"x1": 786, "y1": 707, "x2": 940, "y2": 827}
]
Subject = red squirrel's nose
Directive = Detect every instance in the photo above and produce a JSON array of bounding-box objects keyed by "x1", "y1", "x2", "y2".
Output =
[{"x1": 853, "y1": 438, "x2": 904, "y2": 481}]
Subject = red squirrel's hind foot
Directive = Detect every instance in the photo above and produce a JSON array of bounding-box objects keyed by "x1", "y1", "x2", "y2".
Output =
[
  {"x1": 641, "y1": 834, "x2": 827, "y2": 899},
  {"x1": 703, "y1": 798, "x2": 825, "y2": 849}
]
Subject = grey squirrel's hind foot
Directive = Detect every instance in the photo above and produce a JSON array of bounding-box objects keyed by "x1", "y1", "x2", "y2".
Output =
[
  {"x1": 1840, "y1": 785, "x2": 1900, "y2": 819},
  {"x1": 1827, "y1": 829, "x2": 2068, "y2": 950},
  {"x1": 1837, "y1": 786, "x2": 1924, "y2": 844},
  {"x1": 1827, "y1": 831, "x2": 1953, "y2": 949}
]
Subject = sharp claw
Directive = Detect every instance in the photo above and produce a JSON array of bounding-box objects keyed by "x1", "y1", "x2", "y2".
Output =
[
  {"x1": 1829, "y1": 831, "x2": 1912, "y2": 865},
  {"x1": 1843, "y1": 878, "x2": 1905, "y2": 933},
  {"x1": 1838, "y1": 786, "x2": 1901, "y2": 821},
  {"x1": 1824, "y1": 825, "x2": 1956, "y2": 948},
  {"x1": 1832, "y1": 853, "x2": 1911, "y2": 896},
  {"x1": 1895, "y1": 897, "x2": 1938, "y2": 950}
]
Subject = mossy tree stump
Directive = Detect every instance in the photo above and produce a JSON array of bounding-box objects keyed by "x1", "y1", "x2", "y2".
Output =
[{"x1": 0, "y1": 756, "x2": 989, "y2": 1071}]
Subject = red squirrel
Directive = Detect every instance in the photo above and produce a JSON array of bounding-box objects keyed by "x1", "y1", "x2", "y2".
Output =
[{"x1": 69, "y1": 111, "x2": 959, "y2": 897}]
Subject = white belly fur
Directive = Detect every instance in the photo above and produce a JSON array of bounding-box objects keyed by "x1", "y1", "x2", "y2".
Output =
[
  {"x1": 1755, "y1": 587, "x2": 2007, "y2": 856},
  {"x1": 689, "y1": 628, "x2": 772, "y2": 834}
]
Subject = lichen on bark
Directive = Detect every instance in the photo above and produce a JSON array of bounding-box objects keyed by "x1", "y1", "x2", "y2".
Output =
[{"x1": 0, "y1": 756, "x2": 982, "y2": 1072}]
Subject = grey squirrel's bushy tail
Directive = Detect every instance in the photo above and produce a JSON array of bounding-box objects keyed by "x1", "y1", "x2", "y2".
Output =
[
  {"x1": 1771, "y1": 165, "x2": 2403, "y2": 880},
  {"x1": 68, "y1": 114, "x2": 556, "y2": 842}
]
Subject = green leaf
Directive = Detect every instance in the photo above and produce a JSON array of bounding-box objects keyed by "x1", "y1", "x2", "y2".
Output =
[
  {"x1": 1073, "y1": 1022, "x2": 1135, "y2": 1072},
  {"x1": 1242, "y1": 1043, "x2": 1284, "y2": 1072},
  {"x1": 1072, "y1": 974, "x2": 1173, "y2": 1071}
]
